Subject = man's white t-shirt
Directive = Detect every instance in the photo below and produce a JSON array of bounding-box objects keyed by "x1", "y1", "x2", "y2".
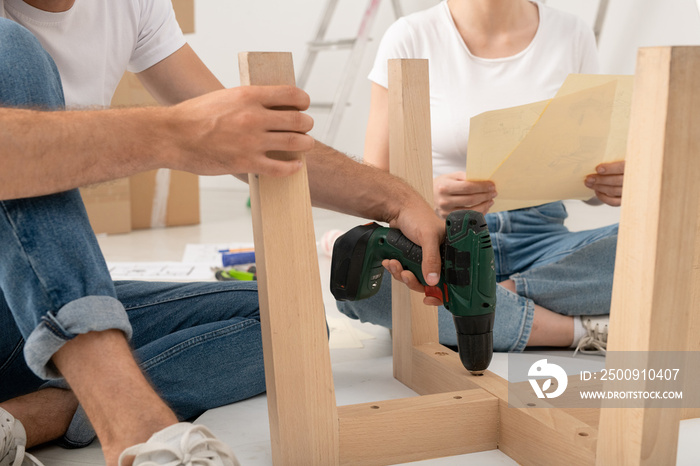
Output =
[
  {"x1": 368, "y1": 1, "x2": 599, "y2": 177},
  {"x1": 0, "y1": 0, "x2": 185, "y2": 107}
]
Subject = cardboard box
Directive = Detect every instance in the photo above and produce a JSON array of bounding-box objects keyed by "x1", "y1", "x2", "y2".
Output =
[
  {"x1": 81, "y1": 170, "x2": 200, "y2": 234},
  {"x1": 81, "y1": 0, "x2": 199, "y2": 234},
  {"x1": 130, "y1": 169, "x2": 200, "y2": 230},
  {"x1": 111, "y1": 71, "x2": 159, "y2": 108},
  {"x1": 172, "y1": 0, "x2": 195, "y2": 34},
  {"x1": 80, "y1": 179, "x2": 132, "y2": 234}
]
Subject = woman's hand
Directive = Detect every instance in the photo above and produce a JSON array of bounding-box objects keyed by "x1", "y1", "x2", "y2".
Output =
[
  {"x1": 585, "y1": 161, "x2": 625, "y2": 206},
  {"x1": 433, "y1": 172, "x2": 496, "y2": 219}
]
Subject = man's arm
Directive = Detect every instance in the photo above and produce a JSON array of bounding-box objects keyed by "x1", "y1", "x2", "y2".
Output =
[
  {"x1": 0, "y1": 105, "x2": 164, "y2": 199},
  {"x1": 307, "y1": 141, "x2": 444, "y2": 291},
  {"x1": 136, "y1": 44, "x2": 225, "y2": 104},
  {"x1": 0, "y1": 43, "x2": 444, "y2": 284},
  {"x1": 0, "y1": 40, "x2": 315, "y2": 201},
  {"x1": 0, "y1": 87, "x2": 313, "y2": 200},
  {"x1": 125, "y1": 44, "x2": 439, "y2": 252},
  {"x1": 139, "y1": 49, "x2": 446, "y2": 287}
]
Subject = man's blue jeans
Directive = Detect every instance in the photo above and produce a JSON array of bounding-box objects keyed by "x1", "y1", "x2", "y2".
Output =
[
  {"x1": 0, "y1": 18, "x2": 265, "y2": 447},
  {"x1": 338, "y1": 202, "x2": 618, "y2": 352}
]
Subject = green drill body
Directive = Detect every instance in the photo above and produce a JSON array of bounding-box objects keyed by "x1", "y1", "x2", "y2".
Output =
[{"x1": 331, "y1": 210, "x2": 497, "y2": 374}]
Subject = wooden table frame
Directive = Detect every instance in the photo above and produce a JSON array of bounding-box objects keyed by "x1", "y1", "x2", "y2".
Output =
[{"x1": 238, "y1": 46, "x2": 700, "y2": 466}]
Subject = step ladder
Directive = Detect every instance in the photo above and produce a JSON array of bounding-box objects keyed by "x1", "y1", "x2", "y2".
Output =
[
  {"x1": 592, "y1": 0, "x2": 609, "y2": 44},
  {"x1": 297, "y1": 0, "x2": 404, "y2": 145}
]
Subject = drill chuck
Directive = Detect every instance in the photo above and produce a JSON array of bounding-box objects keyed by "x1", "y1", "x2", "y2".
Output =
[{"x1": 453, "y1": 313, "x2": 495, "y2": 375}]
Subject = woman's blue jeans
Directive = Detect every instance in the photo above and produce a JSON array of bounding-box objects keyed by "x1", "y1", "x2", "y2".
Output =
[
  {"x1": 0, "y1": 18, "x2": 265, "y2": 447},
  {"x1": 338, "y1": 202, "x2": 619, "y2": 352}
]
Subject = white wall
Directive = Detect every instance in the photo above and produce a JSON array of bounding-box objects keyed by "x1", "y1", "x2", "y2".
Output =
[
  {"x1": 547, "y1": 0, "x2": 700, "y2": 74},
  {"x1": 188, "y1": 0, "x2": 700, "y2": 189}
]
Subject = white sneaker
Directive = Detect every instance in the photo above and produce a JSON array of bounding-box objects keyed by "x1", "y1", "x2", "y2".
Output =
[
  {"x1": 573, "y1": 315, "x2": 609, "y2": 356},
  {"x1": 320, "y1": 230, "x2": 344, "y2": 258},
  {"x1": 0, "y1": 407, "x2": 44, "y2": 466},
  {"x1": 118, "y1": 423, "x2": 240, "y2": 466}
]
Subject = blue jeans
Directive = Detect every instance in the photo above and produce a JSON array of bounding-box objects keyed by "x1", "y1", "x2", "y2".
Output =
[
  {"x1": 0, "y1": 18, "x2": 265, "y2": 447},
  {"x1": 338, "y1": 202, "x2": 618, "y2": 352}
]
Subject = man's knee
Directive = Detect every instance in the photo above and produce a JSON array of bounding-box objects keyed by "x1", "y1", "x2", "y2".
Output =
[
  {"x1": 0, "y1": 18, "x2": 64, "y2": 108},
  {"x1": 0, "y1": 18, "x2": 49, "y2": 73}
]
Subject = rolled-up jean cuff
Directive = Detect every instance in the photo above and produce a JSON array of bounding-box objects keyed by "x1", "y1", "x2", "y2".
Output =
[
  {"x1": 511, "y1": 275, "x2": 529, "y2": 302},
  {"x1": 510, "y1": 299, "x2": 534, "y2": 352},
  {"x1": 506, "y1": 275, "x2": 534, "y2": 352},
  {"x1": 491, "y1": 283, "x2": 535, "y2": 352},
  {"x1": 24, "y1": 296, "x2": 132, "y2": 379}
]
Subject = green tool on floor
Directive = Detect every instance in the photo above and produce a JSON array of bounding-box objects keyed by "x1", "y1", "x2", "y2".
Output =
[{"x1": 215, "y1": 266, "x2": 256, "y2": 281}]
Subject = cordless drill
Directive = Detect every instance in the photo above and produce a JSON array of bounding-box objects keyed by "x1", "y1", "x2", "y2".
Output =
[{"x1": 330, "y1": 210, "x2": 496, "y2": 375}]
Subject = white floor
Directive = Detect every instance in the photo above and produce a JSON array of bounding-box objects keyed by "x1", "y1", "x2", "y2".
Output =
[{"x1": 29, "y1": 181, "x2": 700, "y2": 465}]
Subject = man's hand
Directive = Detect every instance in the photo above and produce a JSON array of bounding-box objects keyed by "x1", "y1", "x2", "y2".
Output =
[
  {"x1": 168, "y1": 85, "x2": 315, "y2": 177},
  {"x1": 433, "y1": 172, "x2": 496, "y2": 219},
  {"x1": 304, "y1": 143, "x2": 444, "y2": 305},
  {"x1": 585, "y1": 161, "x2": 625, "y2": 206},
  {"x1": 384, "y1": 206, "x2": 445, "y2": 306}
]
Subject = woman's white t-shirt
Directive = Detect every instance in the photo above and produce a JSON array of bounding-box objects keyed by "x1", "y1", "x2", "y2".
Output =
[{"x1": 368, "y1": 1, "x2": 599, "y2": 177}]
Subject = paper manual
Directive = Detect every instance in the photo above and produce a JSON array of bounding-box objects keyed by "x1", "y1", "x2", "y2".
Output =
[{"x1": 467, "y1": 74, "x2": 633, "y2": 212}]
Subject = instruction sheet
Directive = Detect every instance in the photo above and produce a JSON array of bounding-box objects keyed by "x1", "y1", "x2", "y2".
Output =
[{"x1": 467, "y1": 74, "x2": 633, "y2": 212}]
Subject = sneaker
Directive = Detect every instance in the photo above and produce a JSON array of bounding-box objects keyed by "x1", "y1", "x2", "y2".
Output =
[
  {"x1": 118, "y1": 423, "x2": 240, "y2": 466},
  {"x1": 320, "y1": 229, "x2": 344, "y2": 258},
  {"x1": 573, "y1": 315, "x2": 609, "y2": 356},
  {"x1": 0, "y1": 407, "x2": 44, "y2": 466}
]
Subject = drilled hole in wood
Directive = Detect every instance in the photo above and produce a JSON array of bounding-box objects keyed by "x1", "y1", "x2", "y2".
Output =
[
  {"x1": 370, "y1": 405, "x2": 380, "y2": 410},
  {"x1": 453, "y1": 396, "x2": 462, "y2": 400},
  {"x1": 527, "y1": 403, "x2": 536, "y2": 407},
  {"x1": 578, "y1": 432, "x2": 589, "y2": 437}
]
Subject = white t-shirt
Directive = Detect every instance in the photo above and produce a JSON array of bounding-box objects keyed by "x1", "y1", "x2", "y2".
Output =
[
  {"x1": 368, "y1": 1, "x2": 599, "y2": 177},
  {"x1": 0, "y1": 0, "x2": 185, "y2": 107}
]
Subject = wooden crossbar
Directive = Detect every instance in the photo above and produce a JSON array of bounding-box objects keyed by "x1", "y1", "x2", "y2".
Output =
[
  {"x1": 240, "y1": 48, "x2": 699, "y2": 466},
  {"x1": 338, "y1": 388, "x2": 498, "y2": 466}
]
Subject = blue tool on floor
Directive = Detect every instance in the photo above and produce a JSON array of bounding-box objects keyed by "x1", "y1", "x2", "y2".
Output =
[{"x1": 220, "y1": 250, "x2": 255, "y2": 267}]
